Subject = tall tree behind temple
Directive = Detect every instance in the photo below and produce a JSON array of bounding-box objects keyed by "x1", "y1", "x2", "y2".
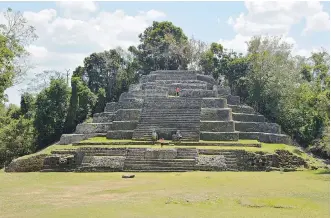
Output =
[
  {"x1": 34, "y1": 78, "x2": 70, "y2": 149},
  {"x1": 130, "y1": 21, "x2": 189, "y2": 74}
]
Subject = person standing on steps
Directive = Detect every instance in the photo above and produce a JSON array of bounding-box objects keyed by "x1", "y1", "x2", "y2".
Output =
[{"x1": 175, "y1": 87, "x2": 180, "y2": 97}]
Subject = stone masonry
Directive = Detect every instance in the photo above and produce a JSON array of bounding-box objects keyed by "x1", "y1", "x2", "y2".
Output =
[
  {"x1": 39, "y1": 147, "x2": 307, "y2": 172},
  {"x1": 59, "y1": 70, "x2": 291, "y2": 145}
]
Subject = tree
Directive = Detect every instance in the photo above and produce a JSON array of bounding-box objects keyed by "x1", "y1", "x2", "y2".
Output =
[
  {"x1": 0, "y1": 8, "x2": 37, "y2": 84},
  {"x1": 0, "y1": 116, "x2": 35, "y2": 167},
  {"x1": 34, "y1": 78, "x2": 70, "y2": 149},
  {"x1": 20, "y1": 92, "x2": 35, "y2": 117},
  {"x1": 82, "y1": 49, "x2": 125, "y2": 102},
  {"x1": 64, "y1": 74, "x2": 97, "y2": 133},
  {"x1": 0, "y1": 35, "x2": 15, "y2": 103},
  {"x1": 199, "y1": 42, "x2": 224, "y2": 79},
  {"x1": 186, "y1": 37, "x2": 208, "y2": 71},
  {"x1": 134, "y1": 21, "x2": 189, "y2": 73},
  {"x1": 80, "y1": 47, "x2": 139, "y2": 104},
  {"x1": 245, "y1": 36, "x2": 299, "y2": 118},
  {"x1": 21, "y1": 70, "x2": 66, "y2": 94}
]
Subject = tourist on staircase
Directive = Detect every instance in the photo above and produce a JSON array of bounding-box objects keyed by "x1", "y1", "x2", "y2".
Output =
[{"x1": 176, "y1": 87, "x2": 180, "y2": 96}]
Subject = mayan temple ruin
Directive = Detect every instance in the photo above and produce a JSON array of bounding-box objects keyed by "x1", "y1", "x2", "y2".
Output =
[
  {"x1": 7, "y1": 70, "x2": 309, "y2": 173},
  {"x1": 60, "y1": 70, "x2": 290, "y2": 144}
]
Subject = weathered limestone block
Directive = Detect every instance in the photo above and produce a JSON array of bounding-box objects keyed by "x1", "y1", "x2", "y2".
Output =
[
  {"x1": 237, "y1": 151, "x2": 272, "y2": 171},
  {"x1": 197, "y1": 74, "x2": 217, "y2": 85},
  {"x1": 59, "y1": 133, "x2": 103, "y2": 145},
  {"x1": 197, "y1": 155, "x2": 227, "y2": 170},
  {"x1": 216, "y1": 86, "x2": 231, "y2": 96},
  {"x1": 227, "y1": 95, "x2": 240, "y2": 105},
  {"x1": 126, "y1": 148, "x2": 147, "y2": 159},
  {"x1": 180, "y1": 89, "x2": 217, "y2": 98},
  {"x1": 119, "y1": 92, "x2": 144, "y2": 101},
  {"x1": 92, "y1": 112, "x2": 114, "y2": 123},
  {"x1": 129, "y1": 84, "x2": 141, "y2": 92},
  {"x1": 5, "y1": 154, "x2": 48, "y2": 172},
  {"x1": 104, "y1": 100, "x2": 143, "y2": 112},
  {"x1": 201, "y1": 98, "x2": 227, "y2": 108},
  {"x1": 104, "y1": 102, "x2": 117, "y2": 112},
  {"x1": 238, "y1": 132, "x2": 291, "y2": 144},
  {"x1": 228, "y1": 105, "x2": 255, "y2": 113},
  {"x1": 201, "y1": 108, "x2": 232, "y2": 121},
  {"x1": 200, "y1": 121, "x2": 235, "y2": 132},
  {"x1": 232, "y1": 113, "x2": 265, "y2": 122},
  {"x1": 144, "y1": 149, "x2": 177, "y2": 159},
  {"x1": 78, "y1": 147, "x2": 127, "y2": 156},
  {"x1": 235, "y1": 122, "x2": 281, "y2": 134},
  {"x1": 75, "y1": 123, "x2": 113, "y2": 134},
  {"x1": 106, "y1": 130, "x2": 133, "y2": 139},
  {"x1": 200, "y1": 132, "x2": 239, "y2": 141},
  {"x1": 273, "y1": 150, "x2": 307, "y2": 168},
  {"x1": 42, "y1": 154, "x2": 76, "y2": 171},
  {"x1": 111, "y1": 121, "x2": 138, "y2": 130},
  {"x1": 81, "y1": 156, "x2": 125, "y2": 169},
  {"x1": 114, "y1": 109, "x2": 141, "y2": 121},
  {"x1": 175, "y1": 148, "x2": 198, "y2": 159}
]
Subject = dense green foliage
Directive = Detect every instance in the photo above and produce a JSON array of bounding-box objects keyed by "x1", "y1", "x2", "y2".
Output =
[
  {"x1": 0, "y1": 12, "x2": 329, "y2": 167},
  {"x1": 34, "y1": 78, "x2": 70, "y2": 149},
  {"x1": 132, "y1": 21, "x2": 189, "y2": 74}
]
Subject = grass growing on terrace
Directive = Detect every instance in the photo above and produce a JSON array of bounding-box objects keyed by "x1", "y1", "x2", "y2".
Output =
[
  {"x1": 0, "y1": 170, "x2": 329, "y2": 218},
  {"x1": 16, "y1": 138, "x2": 325, "y2": 167}
]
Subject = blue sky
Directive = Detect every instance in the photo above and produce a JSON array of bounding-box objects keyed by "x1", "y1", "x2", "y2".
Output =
[{"x1": 2, "y1": 1, "x2": 330, "y2": 105}]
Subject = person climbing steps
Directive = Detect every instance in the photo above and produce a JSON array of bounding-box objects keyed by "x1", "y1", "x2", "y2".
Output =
[{"x1": 176, "y1": 87, "x2": 180, "y2": 96}]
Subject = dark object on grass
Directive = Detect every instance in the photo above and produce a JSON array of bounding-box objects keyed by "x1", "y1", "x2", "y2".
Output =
[{"x1": 122, "y1": 174, "x2": 135, "y2": 178}]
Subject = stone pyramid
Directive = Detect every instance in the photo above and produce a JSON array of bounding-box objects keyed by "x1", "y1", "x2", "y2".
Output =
[{"x1": 59, "y1": 70, "x2": 290, "y2": 145}]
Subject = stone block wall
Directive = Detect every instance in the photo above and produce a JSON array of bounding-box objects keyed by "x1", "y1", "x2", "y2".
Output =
[{"x1": 6, "y1": 146, "x2": 309, "y2": 172}]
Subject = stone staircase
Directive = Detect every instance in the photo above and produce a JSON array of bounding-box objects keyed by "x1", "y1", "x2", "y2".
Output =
[{"x1": 132, "y1": 96, "x2": 202, "y2": 141}]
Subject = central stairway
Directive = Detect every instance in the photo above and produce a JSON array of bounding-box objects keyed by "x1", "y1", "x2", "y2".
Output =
[{"x1": 132, "y1": 97, "x2": 202, "y2": 141}]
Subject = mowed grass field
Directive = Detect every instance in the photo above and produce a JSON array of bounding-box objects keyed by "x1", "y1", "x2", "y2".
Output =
[{"x1": 0, "y1": 170, "x2": 329, "y2": 218}]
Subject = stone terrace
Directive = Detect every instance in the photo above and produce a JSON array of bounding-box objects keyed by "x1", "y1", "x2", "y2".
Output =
[{"x1": 59, "y1": 70, "x2": 291, "y2": 145}]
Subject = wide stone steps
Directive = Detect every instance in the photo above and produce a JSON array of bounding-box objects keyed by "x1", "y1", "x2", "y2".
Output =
[
  {"x1": 232, "y1": 113, "x2": 265, "y2": 122},
  {"x1": 201, "y1": 108, "x2": 232, "y2": 121},
  {"x1": 137, "y1": 121, "x2": 200, "y2": 126},
  {"x1": 180, "y1": 90, "x2": 217, "y2": 98},
  {"x1": 75, "y1": 167, "x2": 122, "y2": 172},
  {"x1": 238, "y1": 132, "x2": 291, "y2": 144},
  {"x1": 113, "y1": 109, "x2": 141, "y2": 121},
  {"x1": 201, "y1": 98, "x2": 227, "y2": 108},
  {"x1": 92, "y1": 112, "x2": 114, "y2": 123},
  {"x1": 75, "y1": 123, "x2": 113, "y2": 134},
  {"x1": 200, "y1": 121, "x2": 235, "y2": 132},
  {"x1": 123, "y1": 168, "x2": 193, "y2": 172},
  {"x1": 226, "y1": 95, "x2": 240, "y2": 105},
  {"x1": 106, "y1": 130, "x2": 133, "y2": 139},
  {"x1": 235, "y1": 122, "x2": 281, "y2": 134},
  {"x1": 104, "y1": 101, "x2": 143, "y2": 112},
  {"x1": 200, "y1": 131, "x2": 239, "y2": 141},
  {"x1": 133, "y1": 130, "x2": 200, "y2": 138},
  {"x1": 146, "y1": 79, "x2": 208, "y2": 84},
  {"x1": 228, "y1": 105, "x2": 256, "y2": 114}
]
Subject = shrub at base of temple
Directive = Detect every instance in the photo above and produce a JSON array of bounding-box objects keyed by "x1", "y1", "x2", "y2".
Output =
[{"x1": 5, "y1": 154, "x2": 48, "y2": 172}]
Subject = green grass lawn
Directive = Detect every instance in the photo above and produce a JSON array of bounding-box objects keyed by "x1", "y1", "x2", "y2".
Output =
[{"x1": 0, "y1": 170, "x2": 329, "y2": 218}]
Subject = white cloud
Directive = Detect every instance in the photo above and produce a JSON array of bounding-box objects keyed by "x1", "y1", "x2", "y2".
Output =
[
  {"x1": 219, "y1": 34, "x2": 250, "y2": 54},
  {"x1": 220, "y1": 1, "x2": 330, "y2": 57},
  {"x1": 228, "y1": 1, "x2": 329, "y2": 36},
  {"x1": 4, "y1": 4, "x2": 167, "y2": 104},
  {"x1": 304, "y1": 11, "x2": 330, "y2": 34},
  {"x1": 218, "y1": 34, "x2": 323, "y2": 58}
]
